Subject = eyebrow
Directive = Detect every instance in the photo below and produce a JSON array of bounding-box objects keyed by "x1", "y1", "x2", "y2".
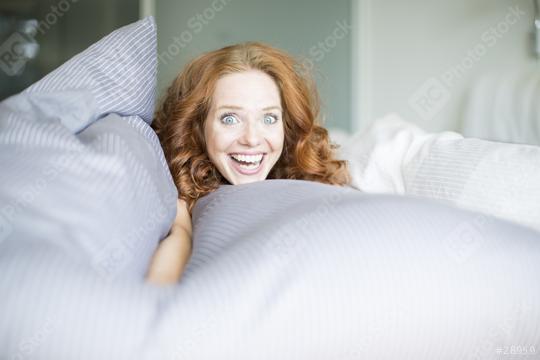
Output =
[{"x1": 216, "y1": 105, "x2": 282, "y2": 112}]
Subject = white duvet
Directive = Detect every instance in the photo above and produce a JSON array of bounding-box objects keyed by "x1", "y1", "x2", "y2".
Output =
[{"x1": 337, "y1": 113, "x2": 540, "y2": 232}]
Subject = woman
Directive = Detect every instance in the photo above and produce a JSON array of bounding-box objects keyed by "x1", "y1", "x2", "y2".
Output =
[{"x1": 146, "y1": 42, "x2": 351, "y2": 285}]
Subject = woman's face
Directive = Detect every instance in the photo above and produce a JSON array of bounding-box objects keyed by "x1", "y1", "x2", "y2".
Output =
[{"x1": 204, "y1": 70, "x2": 285, "y2": 185}]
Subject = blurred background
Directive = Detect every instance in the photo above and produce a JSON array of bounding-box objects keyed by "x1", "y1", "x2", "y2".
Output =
[
  {"x1": 0, "y1": 0, "x2": 138, "y2": 99},
  {"x1": 1, "y1": 0, "x2": 539, "y2": 144}
]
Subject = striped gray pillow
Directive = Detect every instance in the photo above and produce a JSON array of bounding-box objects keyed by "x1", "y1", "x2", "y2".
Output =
[{"x1": 24, "y1": 16, "x2": 157, "y2": 128}]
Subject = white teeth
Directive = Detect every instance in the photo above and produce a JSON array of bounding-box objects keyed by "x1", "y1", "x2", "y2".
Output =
[
  {"x1": 238, "y1": 162, "x2": 260, "y2": 170},
  {"x1": 230, "y1": 153, "x2": 263, "y2": 163}
]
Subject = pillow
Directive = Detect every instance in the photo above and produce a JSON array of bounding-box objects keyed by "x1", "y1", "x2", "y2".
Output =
[
  {"x1": 339, "y1": 113, "x2": 540, "y2": 233},
  {"x1": 3, "y1": 180, "x2": 539, "y2": 358},
  {"x1": 0, "y1": 16, "x2": 177, "y2": 280},
  {"x1": 23, "y1": 16, "x2": 157, "y2": 132}
]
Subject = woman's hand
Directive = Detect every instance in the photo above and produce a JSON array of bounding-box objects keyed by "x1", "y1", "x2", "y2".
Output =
[{"x1": 146, "y1": 199, "x2": 193, "y2": 285}]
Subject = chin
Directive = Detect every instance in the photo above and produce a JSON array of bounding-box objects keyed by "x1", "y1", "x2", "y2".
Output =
[
  {"x1": 226, "y1": 169, "x2": 270, "y2": 185},
  {"x1": 233, "y1": 176, "x2": 267, "y2": 185}
]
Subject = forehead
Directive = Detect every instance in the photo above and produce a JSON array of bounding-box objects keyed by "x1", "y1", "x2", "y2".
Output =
[{"x1": 212, "y1": 70, "x2": 282, "y2": 109}]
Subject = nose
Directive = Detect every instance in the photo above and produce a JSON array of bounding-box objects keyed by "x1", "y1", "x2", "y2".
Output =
[{"x1": 238, "y1": 120, "x2": 262, "y2": 147}]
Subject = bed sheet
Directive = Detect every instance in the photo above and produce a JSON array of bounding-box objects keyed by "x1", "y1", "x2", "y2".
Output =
[{"x1": 2, "y1": 177, "x2": 540, "y2": 359}]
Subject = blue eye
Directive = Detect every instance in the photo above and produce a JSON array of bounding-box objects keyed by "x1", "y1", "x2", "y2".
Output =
[
  {"x1": 264, "y1": 114, "x2": 278, "y2": 125},
  {"x1": 221, "y1": 114, "x2": 238, "y2": 125}
]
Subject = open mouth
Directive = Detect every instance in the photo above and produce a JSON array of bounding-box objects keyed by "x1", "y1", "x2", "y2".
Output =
[{"x1": 229, "y1": 153, "x2": 265, "y2": 172}]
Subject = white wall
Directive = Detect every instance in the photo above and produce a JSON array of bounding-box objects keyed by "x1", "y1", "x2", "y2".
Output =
[
  {"x1": 145, "y1": 0, "x2": 537, "y2": 134},
  {"x1": 356, "y1": 0, "x2": 536, "y2": 133},
  {"x1": 153, "y1": 0, "x2": 353, "y2": 132}
]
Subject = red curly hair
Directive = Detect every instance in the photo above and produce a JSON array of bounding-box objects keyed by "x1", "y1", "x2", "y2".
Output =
[{"x1": 152, "y1": 42, "x2": 351, "y2": 215}]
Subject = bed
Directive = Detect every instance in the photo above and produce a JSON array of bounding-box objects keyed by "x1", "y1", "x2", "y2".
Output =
[{"x1": 1, "y1": 17, "x2": 539, "y2": 360}]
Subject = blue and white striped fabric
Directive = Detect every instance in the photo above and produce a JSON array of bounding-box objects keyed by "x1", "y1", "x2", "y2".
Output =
[
  {"x1": 0, "y1": 15, "x2": 177, "y2": 357},
  {"x1": 0, "y1": 16, "x2": 175, "y2": 280},
  {"x1": 25, "y1": 16, "x2": 158, "y2": 132},
  {"x1": 3, "y1": 177, "x2": 540, "y2": 359},
  {"x1": 1, "y1": 16, "x2": 540, "y2": 360}
]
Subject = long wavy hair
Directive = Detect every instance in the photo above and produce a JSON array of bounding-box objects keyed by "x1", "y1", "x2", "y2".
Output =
[{"x1": 152, "y1": 42, "x2": 351, "y2": 215}]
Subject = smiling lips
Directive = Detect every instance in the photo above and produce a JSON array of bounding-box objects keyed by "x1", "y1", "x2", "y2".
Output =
[{"x1": 228, "y1": 153, "x2": 265, "y2": 174}]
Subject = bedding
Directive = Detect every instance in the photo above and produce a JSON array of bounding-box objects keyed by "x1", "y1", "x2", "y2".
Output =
[
  {"x1": 2, "y1": 179, "x2": 540, "y2": 359},
  {"x1": 0, "y1": 16, "x2": 177, "y2": 279},
  {"x1": 24, "y1": 14, "x2": 158, "y2": 130},
  {"x1": 338, "y1": 113, "x2": 540, "y2": 233},
  {"x1": 461, "y1": 67, "x2": 540, "y2": 146},
  {"x1": 1, "y1": 16, "x2": 540, "y2": 360}
]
